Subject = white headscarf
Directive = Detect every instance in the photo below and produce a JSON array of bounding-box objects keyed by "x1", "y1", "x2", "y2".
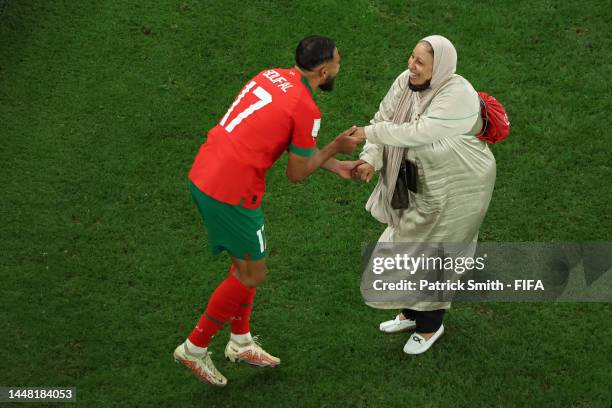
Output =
[
  {"x1": 365, "y1": 35, "x2": 459, "y2": 226},
  {"x1": 423, "y1": 35, "x2": 457, "y2": 89}
]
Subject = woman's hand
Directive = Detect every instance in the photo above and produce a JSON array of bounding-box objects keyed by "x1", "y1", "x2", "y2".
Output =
[
  {"x1": 353, "y1": 162, "x2": 375, "y2": 182},
  {"x1": 352, "y1": 126, "x2": 366, "y2": 142},
  {"x1": 334, "y1": 160, "x2": 365, "y2": 180}
]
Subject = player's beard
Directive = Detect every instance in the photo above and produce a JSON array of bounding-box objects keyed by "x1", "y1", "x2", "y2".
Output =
[{"x1": 319, "y1": 74, "x2": 336, "y2": 92}]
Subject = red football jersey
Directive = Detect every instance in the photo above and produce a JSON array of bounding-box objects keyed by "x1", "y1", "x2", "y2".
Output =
[{"x1": 189, "y1": 68, "x2": 321, "y2": 209}]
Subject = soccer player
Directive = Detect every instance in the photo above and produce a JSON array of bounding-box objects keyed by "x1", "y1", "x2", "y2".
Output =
[{"x1": 173, "y1": 36, "x2": 365, "y2": 386}]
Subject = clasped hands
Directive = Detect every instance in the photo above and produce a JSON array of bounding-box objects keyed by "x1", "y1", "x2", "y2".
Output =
[{"x1": 331, "y1": 126, "x2": 375, "y2": 183}]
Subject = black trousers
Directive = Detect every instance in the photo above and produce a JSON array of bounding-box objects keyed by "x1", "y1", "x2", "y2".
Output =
[{"x1": 401, "y1": 309, "x2": 445, "y2": 333}]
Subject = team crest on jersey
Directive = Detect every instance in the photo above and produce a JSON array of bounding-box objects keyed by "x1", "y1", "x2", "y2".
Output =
[{"x1": 311, "y1": 119, "x2": 321, "y2": 139}]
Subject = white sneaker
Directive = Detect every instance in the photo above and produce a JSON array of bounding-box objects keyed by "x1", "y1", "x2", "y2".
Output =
[
  {"x1": 379, "y1": 314, "x2": 416, "y2": 333},
  {"x1": 224, "y1": 336, "x2": 280, "y2": 368},
  {"x1": 403, "y1": 324, "x2": 445, "y2": 355},
  {"x1": 173, "y1": 344, "x2": 228, "y2": 386}
]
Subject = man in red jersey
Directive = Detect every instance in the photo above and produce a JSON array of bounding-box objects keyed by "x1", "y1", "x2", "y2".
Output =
[{"x1": 174, "y1": 36, "x2": 365, "y2": 386}]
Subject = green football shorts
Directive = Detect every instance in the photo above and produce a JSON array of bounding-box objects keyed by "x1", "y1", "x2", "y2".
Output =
[{"x1": 189, "y1": 180, "x2": 267, "y2": 261}]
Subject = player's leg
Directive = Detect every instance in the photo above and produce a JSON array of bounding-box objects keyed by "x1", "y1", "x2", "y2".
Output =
[
  {"x1": 187, "y1": 263, "x2": 254, "y2": 347},
  {"x1": 231, "y1": 256, "x2": 268, "y2": 287},
  {"x1": 228, "y1": 261, "x2": 257, "y2": 338},
  {"x1": 174, "y1": 182, "x2": 256, "y2": 385},
  {"x1": 174, "y1": 259, "x2": 268, "y2": 382},
  {"x1": 173, "y1": 260, "x2": 252, "y2": 386},
  {"x1": 228, "y1": 258, "x2": 262, "y2": 343},
  {"x1": 224, "y1": 257, "x2": 280, "y2": 367}
]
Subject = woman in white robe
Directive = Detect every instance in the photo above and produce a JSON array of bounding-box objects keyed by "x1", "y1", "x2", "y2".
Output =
[{"x1": 353, "y1": 35, "x2": 496, "y2": 354}]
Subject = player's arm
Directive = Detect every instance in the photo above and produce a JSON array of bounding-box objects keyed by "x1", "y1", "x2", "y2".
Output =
[
  {"x1": 322, "y1": 157, "x2": 366, "y2": 180},
  {"x1": 286, "y1": 126, "x2": 363, "y2": 183}
]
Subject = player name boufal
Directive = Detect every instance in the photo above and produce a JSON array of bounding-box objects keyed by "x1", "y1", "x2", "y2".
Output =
[{"x1": 262, "y1": 69, "x2": 294, "y2": 93}]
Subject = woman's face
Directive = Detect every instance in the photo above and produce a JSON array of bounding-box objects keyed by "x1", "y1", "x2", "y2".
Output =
[{"x1": 408, "y1": 42, "x2": 433, "y2": 86}]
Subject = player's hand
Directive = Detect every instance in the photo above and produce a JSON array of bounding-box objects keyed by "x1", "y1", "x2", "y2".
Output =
[
  {"x1": 352, "y1": 162, "x2": 375, "y2": 182},
  {"x1": 333, "y1": 126, "x2": 365, "y2": 154},
  {"x1": 334, "y1": 160, "x2": 365, "y2": 180}
]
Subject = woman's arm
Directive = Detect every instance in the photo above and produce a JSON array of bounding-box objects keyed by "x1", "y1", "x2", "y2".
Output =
[{"x1": 364, "y1": 82, "x2": 480, "y2": 148}]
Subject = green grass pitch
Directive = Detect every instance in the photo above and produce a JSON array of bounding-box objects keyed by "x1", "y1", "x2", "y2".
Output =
[{"x1": 1, "y1": 1, "x2": 611, "y2": 407}]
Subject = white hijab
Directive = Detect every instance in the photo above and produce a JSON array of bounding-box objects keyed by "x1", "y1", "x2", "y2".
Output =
[{"x1": 366, "y1": 35, "x2": 458, "y2": 226}]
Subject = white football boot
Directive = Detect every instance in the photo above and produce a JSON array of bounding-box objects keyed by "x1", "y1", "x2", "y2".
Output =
[
  {"x1": 403, "y1": 324, "x2": 445, "y2": 355},
  {"x1": 224, "y1": 336, "x2": 280, "y2": 367},
  {"x1": 173, "y1": 344, "x2": 227, "y2": 386},
  {"x1": 379, "y1": 314, "x2": 417, "y2": 333}
]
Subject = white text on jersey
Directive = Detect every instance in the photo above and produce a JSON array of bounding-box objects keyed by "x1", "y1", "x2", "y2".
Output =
[{"x1": 262, "y1": 70, "x2": 294, "y2": 93}]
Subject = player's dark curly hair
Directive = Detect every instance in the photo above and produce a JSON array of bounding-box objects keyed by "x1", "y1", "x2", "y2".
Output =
[{"x1": 295, "y1": 35, "x2": 336, "y2": 71}]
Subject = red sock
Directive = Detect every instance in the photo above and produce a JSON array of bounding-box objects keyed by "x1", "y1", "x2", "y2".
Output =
[
  {"x1": 188, "y1": 266, "x2": 251, "y2": 348},
  {"x1": 230, "y1": 286, "x2": 256, "y2": 335}
]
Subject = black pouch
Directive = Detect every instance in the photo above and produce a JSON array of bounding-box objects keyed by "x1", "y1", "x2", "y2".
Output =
[{"x1": 391, "y1": 160, "x2": 418, "y2": 209}]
